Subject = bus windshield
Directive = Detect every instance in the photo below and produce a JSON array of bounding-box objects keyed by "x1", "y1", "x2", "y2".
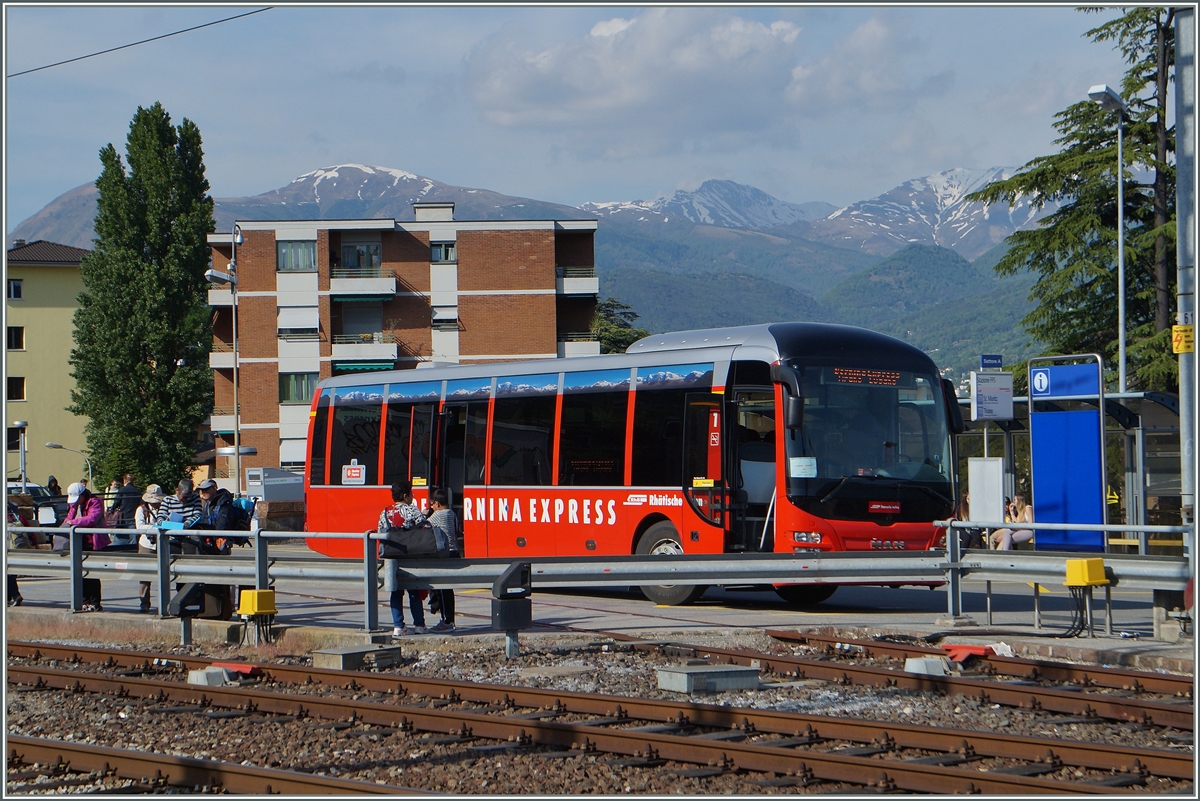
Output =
[{"x1": 783, "y1": 360, "x2": 953, "y2": 520}]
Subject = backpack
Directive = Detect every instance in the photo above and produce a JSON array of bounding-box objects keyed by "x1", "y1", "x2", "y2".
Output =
[{"x1": 226, "y1": 497, "x2": 254, "y2": 532}]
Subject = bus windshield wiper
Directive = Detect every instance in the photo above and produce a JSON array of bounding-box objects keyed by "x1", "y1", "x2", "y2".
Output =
[{"x1": 817, "y1": 473, "x2": 888, "y2": 504}]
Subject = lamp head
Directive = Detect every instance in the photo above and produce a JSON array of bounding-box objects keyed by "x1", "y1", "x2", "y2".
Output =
[
  {"x1": 205, "y1": 268, "x2": 237, "y2": 287},
  {"x1": 11, "y1": 421, "x2": 27, "y2": 430},
  {"x1": 45, "y1": 442, "x2": 62, "y2": 449},
  {"x1": 1088, "y1": 84, "x2": 1127, "y2": 114}
]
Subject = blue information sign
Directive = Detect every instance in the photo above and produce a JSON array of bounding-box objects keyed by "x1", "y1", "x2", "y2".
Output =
[{"x1": 1029, "y1": 359, "x2": 1104, "y2": 552}]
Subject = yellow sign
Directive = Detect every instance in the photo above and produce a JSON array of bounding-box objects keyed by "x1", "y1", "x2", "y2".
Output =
[
  {"x1": 692, "y1": 478, "x2": 715, "y2": 488},
  {"x1": 1172, "y1": 324, "x2": 1194, "y2": 354}
]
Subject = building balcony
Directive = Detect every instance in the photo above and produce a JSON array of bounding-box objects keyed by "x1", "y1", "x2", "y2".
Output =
[
  {"x1": 331, "y1": 331, "x2": 398, "y2": 361},
  {"x1": 210, "y1": 405, "x2": 240, "y2": 435},
  {"x1": 557, "y1": 332, "x2": 600, "y2": 358},
  {"x1": 556, "y1": 266, "x2": 598, "y2": 296},
  {"x1": 208, "y1": 287, "x2": 234, "y2": 306},
  {"x1": 209, "y1": 341, "x2": 235, "y2": 369},
  {"x1": 330, "y1": 265, "x2": 397, "y2": 298}
]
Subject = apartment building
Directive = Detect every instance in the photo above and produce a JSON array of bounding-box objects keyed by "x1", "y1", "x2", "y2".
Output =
[
  {"x1": 5, "y1": 240, "x2": 92, "y2": 485},
  {"x1": 206, "y1": 202, "x2": 599, "y2": 484}
]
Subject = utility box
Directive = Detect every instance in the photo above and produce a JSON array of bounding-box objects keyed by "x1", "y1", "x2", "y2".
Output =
[
  {"x1": 491, "y1": 562, "x2": 532, "y2": 632},
  {"x1": 245, "y1": 467, "x2": 304, "y2": 502},
  {"x1": 312, "y1": 645, "x2": 403, "y2": 671}
]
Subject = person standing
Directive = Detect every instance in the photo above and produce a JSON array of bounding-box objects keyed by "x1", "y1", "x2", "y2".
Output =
[
  {"x1": 109, "y1": 473, "x2": 141, "y2": 547},
  {"x1": 196, "y1": 479, "x2": 235, "y2": 546},
  {"x1": 427, "y1": 488, "x2": 459, "y2": 633},
  {"x1": 135, "y1": 484, "x2": 166, "y2": 613},
  {"x1": 376, "y1": 480, "x2": 428, "y2": 638},
  {"x1": 46, "y1": 476, "x2": 62, "y2": 497}
]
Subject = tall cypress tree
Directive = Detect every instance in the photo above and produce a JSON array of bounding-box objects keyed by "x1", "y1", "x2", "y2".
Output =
[
  {"x1": 966, "y1": 8, "x2": 1176, "y2": 392},
  {"x1": 70, "y1": 102, "x2": 215, "y2": 487}
]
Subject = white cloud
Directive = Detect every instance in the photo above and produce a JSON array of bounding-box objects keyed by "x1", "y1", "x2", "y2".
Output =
[{"x1": 590, "y1": 17, "x2": 634, "y2": 38}]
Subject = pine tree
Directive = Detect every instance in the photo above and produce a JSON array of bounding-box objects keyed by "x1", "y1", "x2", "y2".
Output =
[
  {"x1": 69, "y1": 103, "x2": 215, "y2": 487},
  {"x1": 591, "y1": 297, "x2": 650, "y2": 354},
  {"x1": 966, "y1": 8, "x2": 1176, "y2": 391}
]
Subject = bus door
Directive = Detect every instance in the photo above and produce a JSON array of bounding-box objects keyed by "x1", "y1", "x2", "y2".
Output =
[
  {"x1": 683, "y1": 394, "x2": 728, "y2": 532},
  {"x1": 731, "y1": 391, "x2": 778, "y2": 552},
  {"x1": 438, "y1": 401, "x2": 488, "y2": 553}
]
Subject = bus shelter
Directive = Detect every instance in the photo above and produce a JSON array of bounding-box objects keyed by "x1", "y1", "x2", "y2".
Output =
[{"x1": 955, "y1": 392, "x2": 1183, "y2": 554}]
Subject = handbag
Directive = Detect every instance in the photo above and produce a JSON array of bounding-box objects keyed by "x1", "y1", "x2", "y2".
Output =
[{"x1": 381, "y1": 523, "x2": 445, "y2": 559}]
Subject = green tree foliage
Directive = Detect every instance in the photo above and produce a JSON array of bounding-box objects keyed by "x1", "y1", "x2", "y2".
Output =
[
  {"x1": 69, "y1": 103, "x2": 215, "y2": 487},
  {"x1": 591, "y1": 297, "x2": 650, "y2": 354},
  {"x1": 966, "y1": 8, "x2": 1176, "y2": 391}
]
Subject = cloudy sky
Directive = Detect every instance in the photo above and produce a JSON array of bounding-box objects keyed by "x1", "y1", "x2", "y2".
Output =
[{"x1": 5, "y1": 4, "x2": 1132, "y2": 233}]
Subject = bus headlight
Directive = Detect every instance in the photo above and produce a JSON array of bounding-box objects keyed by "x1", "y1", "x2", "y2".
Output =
[{"x1": 792, "y1": 531, "x2": 823, "y2": 543}]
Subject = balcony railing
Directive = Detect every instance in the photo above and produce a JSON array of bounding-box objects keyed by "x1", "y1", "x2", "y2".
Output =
[
  {"x1": 557, "y1": 332, "x2": 597, "y2": 342},
  {"x1": 332, "y1": 265, "x2": 386, "y2": 279},
  {"x1": 333, "y1": 331, "x2": 396, "y2": 345},
  {"x1": 556, "y1": 266, "x2": 596, "y2": 278},
  {"x1": 211, "y1": 341, "x2": 233, "y2": 352},
  {"x1": 211, "y1": 405, "x2": 240, "y2": 416}
]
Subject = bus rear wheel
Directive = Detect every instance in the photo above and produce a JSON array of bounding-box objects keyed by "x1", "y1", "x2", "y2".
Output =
[
  {"x1": 636, "y1": 522, "x2": 707, "y2": 606},
  {"x1": 774, "y1": 584, "x2": 838, "y2": 606}
]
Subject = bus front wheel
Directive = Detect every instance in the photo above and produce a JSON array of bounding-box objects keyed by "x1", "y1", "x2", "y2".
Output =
[
  {"x1": 774, "y1": 584, "x2": 838, "y2": 606},
  {"x1": 636, "y1": 522, "x2": 707, "y2": 606}
]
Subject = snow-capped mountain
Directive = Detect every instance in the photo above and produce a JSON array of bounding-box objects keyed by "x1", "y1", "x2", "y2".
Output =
[
  {"x1": 801, "y1": 167, "x2": 1053, "y2": 260},
  {"x1": 580, "y1": 179, "x2": 836, "y2": 229}
]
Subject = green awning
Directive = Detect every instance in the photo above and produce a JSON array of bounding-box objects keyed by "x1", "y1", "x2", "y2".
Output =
[{"x1": 332, "y1": 361, "x2": 395, "y2": 373}]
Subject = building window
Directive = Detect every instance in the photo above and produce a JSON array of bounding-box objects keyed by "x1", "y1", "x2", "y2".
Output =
[
  {"x1": 7, "y1": 377, "x2": 25, "y2": 401},
  {"x1": 280, "y1": 461, "x2": 307, "y2": 473},
  {"x1": 341, "y1": 243, "x2": 381, "y2": 275},
  {"x1": 279, "y1": 372, "x2": 319, "y2": 404},
  {"x1": 6, "y1": 279, "x2": 22, "y2": 300},
  {"x1": 6, "y1": 427, "x2": 20, "y2": 452},
  {"x1": 277, "y1": 241, "x2": 316, "y2": 272},
  {"x1": 431, "y1": 242, "x2": 456, "y2": 263},
  {"x1": 7, "y1": 326, "x2": 24, "y2": 350}
]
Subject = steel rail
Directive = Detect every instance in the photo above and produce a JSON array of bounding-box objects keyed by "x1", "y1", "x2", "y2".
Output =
[
  {"x1": 623, "y1": 640, "x2": 1194, "y2": 731},
  {"x1": 5, "y1": 666, "x2": 1135, "y2": 794},
  {"x1": 5, "y1": 734, "x2": 415, "y2": 794},
  {"x1": 7, "y1": 643, "x2": 1191, "y2": 780},
  {"x1": 765, "y1": 630, "x2": 1195, "y2": 696}
]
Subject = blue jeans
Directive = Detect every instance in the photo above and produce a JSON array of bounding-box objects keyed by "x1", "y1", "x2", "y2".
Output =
[{"x1": 389, "y1": 589, "x2": 425, "y2": 628}]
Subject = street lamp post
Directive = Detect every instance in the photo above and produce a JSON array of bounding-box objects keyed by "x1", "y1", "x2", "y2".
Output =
[
  {"x1": 12, "y1": 421, "x2": 28, "y2": 493},
  {"x1": 45, "y1": 442, "x2": 92, "y2": 486},
  {"x1": 206, "y1": 223, "x2": 244, "y2": 495},
  {"x1": 1089, "y1": 83, "x2": 1130, "y2": 392}
]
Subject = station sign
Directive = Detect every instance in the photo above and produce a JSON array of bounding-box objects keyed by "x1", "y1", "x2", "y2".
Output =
[
  {"x1": 979, "y1": 354, "x2": 1003, "y2": 372},
  {"x1": 969, "y1": 371, "x2": 1013, "y2": 421}
]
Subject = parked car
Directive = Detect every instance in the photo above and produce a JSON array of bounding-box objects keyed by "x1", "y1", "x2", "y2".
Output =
[{"x1": 6, "y1": 482, "x2": 66, "y2": 526}]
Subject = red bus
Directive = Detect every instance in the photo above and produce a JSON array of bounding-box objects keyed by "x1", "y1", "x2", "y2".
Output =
[{"x1": 305, "y1": 322, "x2": 963, "y2": 604}]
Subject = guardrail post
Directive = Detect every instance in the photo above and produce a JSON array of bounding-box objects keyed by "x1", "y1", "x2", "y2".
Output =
[
  {"x1": 254, "y1": 531, "x2": 270, "y2": 590},
  {"x1": 69, "y1": 528, "x2": 84, "y2": 612},
  {"x1": 1033, "y1": 583, "x2": 1041, "y2": 630},
  {"x1": 944, "y1": 523, "x2": 963, "y2": 619},
  {"x1": 363, "y1": 531, "x2": 378, "y2": 632},
  {"x1": 156, "y1": 531, "x2": 171, "y2": 618}
]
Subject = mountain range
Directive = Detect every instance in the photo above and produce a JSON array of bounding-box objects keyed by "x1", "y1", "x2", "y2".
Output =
[{"x1": 7, "y1": 163, "x2": 1045, "y2": 377}]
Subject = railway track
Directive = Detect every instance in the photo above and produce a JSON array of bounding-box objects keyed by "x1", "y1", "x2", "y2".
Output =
[
  {"x1": 765, "y1": 629, "x2": 1195, "y2": 696},
  {"x1": 6, "y1": 734, "x2": 412, "y2": 794},
  {"x1": 7, "y1": 641, "x2": 1192, "y2": 793}
]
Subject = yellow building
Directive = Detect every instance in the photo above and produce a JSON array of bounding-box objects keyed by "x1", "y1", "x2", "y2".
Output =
[{"x1": 5, "y1": 239, "x2": 92, "y2": 487}]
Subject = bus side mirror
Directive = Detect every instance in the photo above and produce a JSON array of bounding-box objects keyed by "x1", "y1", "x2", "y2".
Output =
[
  {"x1": 785, "y1": 395, "x2": 805, "y2": 430},
  {"x1": 942, "y1": 379, "x2": 965, "y2": 434}
]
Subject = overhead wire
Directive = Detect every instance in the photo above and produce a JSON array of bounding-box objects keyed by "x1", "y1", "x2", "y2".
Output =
[{"x1": 7, "y1": 7, "x2": 272, "y2": 78}]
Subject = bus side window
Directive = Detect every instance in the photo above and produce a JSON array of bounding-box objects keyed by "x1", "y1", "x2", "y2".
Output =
[
  {"x1": 559, "y1": 389, "x2": 627, "y2": 486},
  {"x1": 410, "y1": 405, "x2": 434, "y2": 482},
  {"x1": 632, "y1": 387, "x2": 688, "y2": 487},
  {"x1": 309, "y1": 391, "x2": 331, "y2": 486},
  {"x1": 329, "y1": 386, "x2": 384, "y2": 486},
  {"x1": 492, "y1": 395, "x2": 555, "y2": 485},
  {"x1": 383, "y1": 403, "x2": 412, "y2": 485}
]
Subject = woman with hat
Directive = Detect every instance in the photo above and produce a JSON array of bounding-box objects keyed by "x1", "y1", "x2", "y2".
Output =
[{"x1": 135, "y1": 484, "x2": 166, "y2": 614}]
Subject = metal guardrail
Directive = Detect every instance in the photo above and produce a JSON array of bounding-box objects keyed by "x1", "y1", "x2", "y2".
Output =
[{"x1": 7, "y1": 524, "x2": 1192, "y2": 634}]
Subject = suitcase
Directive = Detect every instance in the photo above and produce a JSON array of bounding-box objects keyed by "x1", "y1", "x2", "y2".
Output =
[{"x1": 82, "y1": 578, "x2": 102, "y2": 610}]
